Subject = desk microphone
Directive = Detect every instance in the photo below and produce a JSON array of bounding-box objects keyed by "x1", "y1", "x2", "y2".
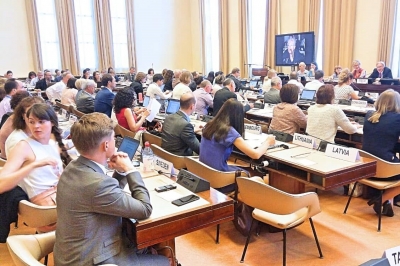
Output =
[{"x1": 267, "y1": 144, "x2": 289, "y2": 150}]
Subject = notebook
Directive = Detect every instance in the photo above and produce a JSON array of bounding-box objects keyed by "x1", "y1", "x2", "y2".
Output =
[{"x1": 117, "y1": 136, "x2": 140, "y2": 160}]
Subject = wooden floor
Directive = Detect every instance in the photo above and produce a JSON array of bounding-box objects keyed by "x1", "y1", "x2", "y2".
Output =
[{"x1": 2, "y1": 186, "x2": 400, "y2": 265}]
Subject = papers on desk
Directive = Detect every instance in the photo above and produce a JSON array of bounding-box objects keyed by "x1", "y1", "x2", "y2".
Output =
[
  {"x1": 244, "y1": 133, "x2": 268, "y2": 148},
  {"x1": 293, "y1": 158, "x2": 316, "y2": 166},
  {"x1": 146, "y1": 99, "x2": 161, "y2": 122}
]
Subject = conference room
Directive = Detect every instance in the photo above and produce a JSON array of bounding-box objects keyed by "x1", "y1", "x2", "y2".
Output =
[{"x1": 2, "y1": 0, "x2": 400, "y2": 265}]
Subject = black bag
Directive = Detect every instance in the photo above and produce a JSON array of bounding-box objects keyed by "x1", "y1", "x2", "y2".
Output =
[{"x1": 233, "y1": 200, "x2": 257, "y2": 236}]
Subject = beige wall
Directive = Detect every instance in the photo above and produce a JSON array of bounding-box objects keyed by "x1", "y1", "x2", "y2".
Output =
[
  {"x1": 0, "y1": 0, "x2": 34, "y2": 78},
  {"x1": 0, "y1": 0, "x2": 386, "y2": 77}
]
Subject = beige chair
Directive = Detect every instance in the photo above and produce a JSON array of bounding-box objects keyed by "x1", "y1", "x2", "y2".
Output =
[
  {"x1": 18, "y1": 200, "x2": 57, "y2": 231},
  {"x1": 344, "y1": 150, "x2": 400, "y2": 232},
  {"x1": 142, "y1": 131, "x2": 162, "y2": 147},
  {"x1": 70, "y1": 106, "x2": 85, "y2": 118},
  {"x1": 0, "y1": 157, "x2": 6, "y2": 167},
  {"x1": 151, "y1": 144, "x2": 187, "y2": 170},
  {"x1": 117, "y1": 124, "x2": 137, "y2": 139},
  {"x1": 7, "y1": 231, "x2": 55, "y2": 266},
  {"x1": 184, "y1": 156, "x2": 248, "y2": 243},
  {"x1": 236, "y1": 176, "x2": 323, "y2": 266},
  {"x1": 55, "y1": 101, "x2": 70, "y2": 112}
]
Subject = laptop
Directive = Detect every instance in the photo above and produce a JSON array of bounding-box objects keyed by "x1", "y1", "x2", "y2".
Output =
[
  {"x1": 156, "y1": 99, "x2": 181, "y2": 119},
  {"x1": 298, "y1": 89, "x2": 316, "y2": 104},
  {"x1": 143, "y1": 95, "x2": 150, "y2": 107},
  {"x1": 117, "y1": 136, "x2": 140, "y2": 160},
  {"x1": 249, "y1": 80, "x2": 258, "y2": 88}
]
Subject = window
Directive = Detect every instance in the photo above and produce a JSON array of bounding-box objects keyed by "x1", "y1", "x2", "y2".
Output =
[
  {"x1": 315, "y1": 0, "x2": 323, "y2": 70},
  {"x1": 203, "y1": 0, "x2": 220, "y2": 74},
  {"x1": 248, "y1": 0, "x2": 267, "y2": 70},
  {"x1": 391, "y1": 2, "x2": 400, "y2": 77},
  {"x1": 110, "y1": 0, "x2": 129, "y2": 73},
  {"x1": 74, "y1": 0, "x2": 97, "y2": 72},
  {"x1": 36, "y1": 0, "x2": 61, "y2": 70}
]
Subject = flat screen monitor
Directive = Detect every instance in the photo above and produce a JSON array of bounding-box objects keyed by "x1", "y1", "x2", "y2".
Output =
[
  {"x1": 299, "y1": 89, "x2": 316, "y2": 101},
  {"x1": 166, "y1": 99, "x2": 180, "y2": 114},
  {"x1": 143, "y1": 95, "x2": 150, "y2": 107},
  {"x1": 275, "y1": 31, "x2": 315, "y2": 66}
]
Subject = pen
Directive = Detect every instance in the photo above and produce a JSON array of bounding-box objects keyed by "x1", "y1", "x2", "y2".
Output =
[{"x1": 291, "y1": 152, "x2": 311, "y2": 158}]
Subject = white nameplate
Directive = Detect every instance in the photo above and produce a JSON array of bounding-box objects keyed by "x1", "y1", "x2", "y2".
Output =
[
  {"x1": 244, "y1": 124, "x2": 262, "y2": 135},
  {"x1": 351, "y1": 100, "x2": 368, "y2": 108},
  {"x1": 293, "y1": 133, "x2": 316, "y2": 149},
  {"x1": 382, "y1": 245, "x2": 400, "y2": 266},
  {"x1": 324, "y1": 144, "x2": 360, "y2": 162},
  {"x1": 357, "y1": 78, "x2": 368, "y2": 84},
  {"x1": 154, "y1": 156, "x2": 175, "y2": 175}
]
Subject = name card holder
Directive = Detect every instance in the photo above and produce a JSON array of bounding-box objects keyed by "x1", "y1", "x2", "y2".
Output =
[
  {"x1": 154, "y1": 156, "x2": 175, "y2": 176},
  {"x1": 293, "y1": 133, "x2": 316, "y2": 149},
  {"x1": 244, "y1": 124, "x2": 262, "y2": 135},
  {"x1": 382, "y1": 245, "x2": 400, "y2": 266},
  {"x1": 357, "y1": 78, "x2": 368, "y2": 84},
  {"x1": 324, "y1": 144, "x2": 360, "y2": 162},
  {"x1": 351, "y1": 100, "x2": 368, "y2": 108}
]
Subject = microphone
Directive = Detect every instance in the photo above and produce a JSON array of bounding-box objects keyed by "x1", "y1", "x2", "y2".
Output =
[{"x1": 267, "y1": 143, "x2": 289, "y2": 150}]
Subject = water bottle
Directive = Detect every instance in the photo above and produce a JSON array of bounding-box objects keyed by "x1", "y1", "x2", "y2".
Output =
[{"x1": 142, "y1": 141, "x2": 154, "y2": 172}]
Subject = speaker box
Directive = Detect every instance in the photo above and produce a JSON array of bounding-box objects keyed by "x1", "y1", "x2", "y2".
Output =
[{"x1": 177, "y1": 169, "x2": 210, "y2": 193}]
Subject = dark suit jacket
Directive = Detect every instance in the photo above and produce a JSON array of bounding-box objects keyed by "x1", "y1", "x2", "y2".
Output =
[
  {"x1": 35, "y1": 78, "x2": 53, "y2": 91},
  {"x1": 54, "y1": 156, "x2": 152, "y2": 265},
  {"x1": 161, "y1": 110, "x2": 200, "y2": 156},
  {"x1": 369, "y1": 67, "x2": 393, "y2": 79},
  {"x1": 76, "y1": 90, "x2": 95, "y2": 114},
  {"x1": 130, "y1": 81, "x2": 143, "y2": 96},
  {"x1": 124, "y1": 72, "x2": 136, "y2": 82},
  {"x1": 227, "y1": 74, "x2": 245, "y2": 92},
  {"x1": 213, "y1": 87, "x2": 237, "y2": 116},
  {"x1": 94, "y1": 88, "x2": 115, "y2": 117}
]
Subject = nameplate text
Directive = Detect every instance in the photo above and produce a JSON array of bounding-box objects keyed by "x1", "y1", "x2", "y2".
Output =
[
  {"x1": 244, "y1": 124, "x2": 262, "y2": 135},
  {"x1": 325, "y1": 144, "x2": 359, "y2": 162},
  {"x1": 351, "y1": 100, "x2": 368, "y2": 108},
  {"x1": 293, "y1": 133, "x2": 316, "y2": 149},
  {"x1": 154, "y1": 156, "x2": 174, "y2": 175},
  {"x1": 357, "y1": 78, "x2": 368, "y2": 84},
  {"x1": 383, "y1": 245, "x2": 400, "y2": 266}
]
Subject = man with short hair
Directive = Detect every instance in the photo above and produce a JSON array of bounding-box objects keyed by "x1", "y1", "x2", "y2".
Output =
[
  {"x1": 287, "y1": 71, "x2": 304, "y2": 93},
  {"x1": 35, "y1": 70, "x2": 53, "y2": 91},
  {"x1": 30, "y1": 71, "x2": 44, "y2": 86},
  {"x1": 54, "y1": 69, "x2": 61, "y2": 81},
  {"x1": 76, "y1": 79, "x2": 96, "y2": 113},
  {"x1": 161, "y1": 92, "x2": 200, "y2": 156},
  {"x1": 124, "y1": 67, "x2": 136, "y2": 82},
  {"x1": 0, "y1": 80, "x2": 23, "y2": 120},
  {"x1": 227, "y1": 67, "x2": 247, "y2": 92},
  {"x1": 5, "y1": 71, "x2": 13, "y2": 79},
  {"x1": 46, "y1": 71, "x2": 73, "y2": 104},
  {"x1": 54, "y1": 70, "x2": 64, "y2": 82},
  {"x1": 172, "y1": 69, "x2": 182, "y2": 88},
  {"x1": 305, "y1": 70, "x2": 325, "y2": 91},
  {"x1": 193, "y1": 80, "x2": 213, "y2": 115},
  {"x1": 146, "y1": 74, "x2": 170, "y2": 100},
  {"x1": 282, "y1": 37, "x2": 304, "y2": 64},
  {"x1": 212, "y1": 78, "x2": 237, "y2": 116},
  {"x1": 94, "y1": 74, "x2": 116, "y2": 117},
  {"x1": 54, "y1": 112, "x2": 169, "y2": 266},
  {"x1": 369, "y1": 61, "x2": 393, "y2": 79},
  {"x1": 264, "y1": 76, "x2": 282, "y2": 104}
]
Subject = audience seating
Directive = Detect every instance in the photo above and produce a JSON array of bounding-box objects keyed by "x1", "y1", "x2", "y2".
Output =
[
  {"x1": 344, "y1": 150, "x2": 400, "y2": 231},
  {"x1": 18, "y1": 200, "x2": 57, "y2": 231},
  {"x1": 142, "y1": 131, "x2": 162, "y2": 147},
  {"x1": 151, "y1": 144, "x2": 187, "y2": 169},
  {"x1": 69, "y1": 106, "x2": 85, "y2": 118},
  {"x1": 116, "y1": 124, "x2": 136, "y2": 139},
  {"x1": 236, "y1": 176, "x2": 323, "y2": 266},
  {"x1": 55, "y1": 102, "x2": 70, "y2": 112}
]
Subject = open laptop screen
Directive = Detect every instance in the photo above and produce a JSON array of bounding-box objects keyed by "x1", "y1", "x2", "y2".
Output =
[
  {"x1": 300, "y1": 89, "x2": 316, "y2": 101},
  {"x1": 166, "y1": 99, "x2": 180, "y2": 114},
  {"x1": 117, "y1": 136, "x2": 140, "y2": 160},
  {"x1": 143, "y1": 95, "x2": 150, "y2": 107}
]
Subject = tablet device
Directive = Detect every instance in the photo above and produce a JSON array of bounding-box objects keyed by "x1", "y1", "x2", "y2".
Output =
[{"x1": 117, "y1": 136, "x2": 140, "y2": 160}]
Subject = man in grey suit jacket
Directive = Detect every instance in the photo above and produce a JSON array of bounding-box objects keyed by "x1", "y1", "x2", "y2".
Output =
[
  {"x1": 54, "y1": 113, "x2": 168, "y2": 266},
  {"x1": 161, "y1": 92, "x2": 200, "y2": 156},
  {"x1": 264, "y1": 76, "x2": 282, "y2": 104},
  {"x1": 76, "y1": 79, "x2": 95, "y2": 113}
]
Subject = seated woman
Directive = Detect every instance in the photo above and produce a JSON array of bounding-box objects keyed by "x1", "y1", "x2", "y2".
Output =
[
  {"x1": 334, "y1": 69, "x2": 360, "y2": 100},
  {"x1": 262, "y1": 69, "x2": 277, "y2": 93},
  {"x1": 163, "y1": 70, "x2": 174, "y2": 92},
  {"x1": 352, "y1": 59, "x2": 366, "y2": 79},
  {"x1": 362, "y1": 89, "x2": 400, "y2": 217},
  {"x1": 269, "y1": 84, "x2": 307, "y2": 135},
  {"x1": 0, "y1": 104, "x2": 65, "y2": 221},
  {"x1": 146, "y1": 68, "x2": 154, "y2": 83},
  {"x1": 172, "y1": 71, "x2": 193, "y2": 100},
  {"x1": 199, "y1": 99, "x2": 275, "y2": 177},
  {"x1": 130, "y1": 72, "x2": 146, "y2": 97},
  {"x1": 114, "y1": 87, "x2": 150, "y2": 133},
  {"x1": 61, "y1": 77, "x2": 78, "y2": 105},
  {"x1": 297, "y1": 62, "x2": 309, "y2": 77},
  {"x1": 307, "y1": 62, "x2": 319, "y2": 78},
  {"x1": 306, "y1": 84, "x2": 358, "y2": 143},
  {"x1": 92, "y1": 71, "x2": 102, "y2": 88},
  {"x1": 331, "y1": 65, "x2": 342, "y2": 79}
]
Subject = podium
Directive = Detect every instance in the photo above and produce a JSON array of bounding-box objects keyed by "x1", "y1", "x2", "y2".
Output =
[{"x1": 252, "y1": 68, "x2": 269, "y2": 77}]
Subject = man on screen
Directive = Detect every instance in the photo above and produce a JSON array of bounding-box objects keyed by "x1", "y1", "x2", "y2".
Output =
[{"x1": 282, "y1": 37, "x2": 304, "y2": 64}]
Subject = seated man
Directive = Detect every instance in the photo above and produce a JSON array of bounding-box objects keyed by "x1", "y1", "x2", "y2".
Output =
[
  {"x1": 213, "y1": 78, "x2": 237, "y2": 116},
  {"x1": 193, "y1": 80, "x2": 213, "y2": 115},
  {"x1": 369, "y1": 61, "x2": 393, "y2": 79},
  {"x1": 76, "y1": 79, "x2": 96, "y2": 113},
  {"x1": 54, "y1": 113, "x2": 169, "y2": 266},
  {"x1": 305, "y1": 70, "x2": 324, "y2": 91},
  {"x1": 161, "y1": 92, "x2": 200, "y2": 156},
  {"x1": 34, "y1": 70, "x2": 53, "y2": 91},
  {"x1": 264, "y1": 76, "x2": 282, "y2": 104},
  {"x1": 287, "y1": 71, "x2": 304, "y2": 93},
  {"x1": 94, "y1": 73, "x2": 115, "y2": 117}
]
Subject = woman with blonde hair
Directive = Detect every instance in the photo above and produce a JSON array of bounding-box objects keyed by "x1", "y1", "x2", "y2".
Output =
[
  {"x1": 262, "y1": 69, "x2": 277, "y2": 93},
  {"x1": 334, "y1": 69, "x2": 359, "y2": 100},
  {"x1": 172, "y1": 70, "x2": 192, "y2": 100},
  {"x1": 363, "y1": 89, "x2": 400, "y2": 216}
]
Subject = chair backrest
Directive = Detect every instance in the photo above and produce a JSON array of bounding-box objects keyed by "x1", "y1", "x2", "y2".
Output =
[
  {"x1": 7, "y1": 231, "x2": 55, "y2": 266},
  {"x1": 358, "y1": 150, "x2": 400, "y2": 178},
  {"x1": 0, "y1": 158, "x2": 6, "y2": 167},
  {"x1": 118, "y1": 125, "x2": 136, "y2": 139},
  {"x1": 18, "y1": 200, "x2": 57, "y2": 228},
  {"x1": 151, "y1": 144, "x2": 186, "y2": 169},
  {"x1": 236, "y1": 176, "x2": 321, "y2": 218},
  {"x1": 184, "y1": 157, "x2": 237, "y2": 189},
  {"x1": 70, "y1": 106, "x2": 85, "y2": 118},
  {"x1": 244, "y1": 118, "x2": 255, "y2": 124},
  {"x1": 55, "y1": 101, "x2": 70, "y2": 112},
  {"x1": 142, "y1": 132, "x2": 162, "y2": 147}
]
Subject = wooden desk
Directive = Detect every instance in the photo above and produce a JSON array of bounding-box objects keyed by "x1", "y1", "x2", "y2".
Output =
[
  {"x1": 264, "y1": 146, "x2": 376, "y2": 194},
  {"x1": 127, "y1": 175, "x2": 234, "y2": 249}
]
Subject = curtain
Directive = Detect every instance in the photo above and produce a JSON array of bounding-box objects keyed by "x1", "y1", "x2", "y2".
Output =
[
  {"x1": 55, "y1": 0, "x2": 80, "y2": 75},
  {"x1": 94, "y1": 0, "x2": 114, "y2": 71},
  {"x1": 322, "y1": 0, "x2": 356, "y2": 73},
  {"x1": 238, "y1": 1, "x2": 249, "y2": 78},
  {"x1": 377, "y1": 0, "x2": 396, "y2": 66},
  {"x1": 298, "y1": 0, "x2": 321, "y2": 62},
  {"x1": 125, "y1": 0, "x2": 137, "y2": 69},
  {"x1": 25, "y1": 0, "x2": 43, "y2": 71},
  {"x1": 263, "y1": 0, "x2": 281, "y2": 72},
  {"x1": 199, "y1": 0, "x2": 206, "y2": 75},
  {"x1": 219, "y1": 0, "x2": 229, "y2": 74}
]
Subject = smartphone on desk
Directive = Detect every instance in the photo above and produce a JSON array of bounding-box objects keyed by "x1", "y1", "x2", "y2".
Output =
[{"x1": 171, "y1": 194, "x2": 200, "y2": 206}]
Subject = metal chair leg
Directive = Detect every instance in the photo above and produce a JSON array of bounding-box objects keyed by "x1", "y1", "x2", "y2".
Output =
[
  {"x1": 377, "y1": 190, "x2": 383, "y2": 232},
  {"x1": 44, "y1": 255, "x2": 48, "y2": 265},
  {"x1": 240, "y1": 218, "x2": 255, "y2": 263},
  {"x1": 343, "y1": 181, "x2": 358, "y2": 213},
  {"x1": 256, "y1": 222, "x2": 261, "y2": 236},
  {"x1": 216, "y1": 224, "x2": 220, "y2": 244},
  {"x1": 309, "y1": 218, "x2": 323, "y2": 258},
  {"x1": 283, "y1": 229, "x2": 287, "y2": 266}
]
